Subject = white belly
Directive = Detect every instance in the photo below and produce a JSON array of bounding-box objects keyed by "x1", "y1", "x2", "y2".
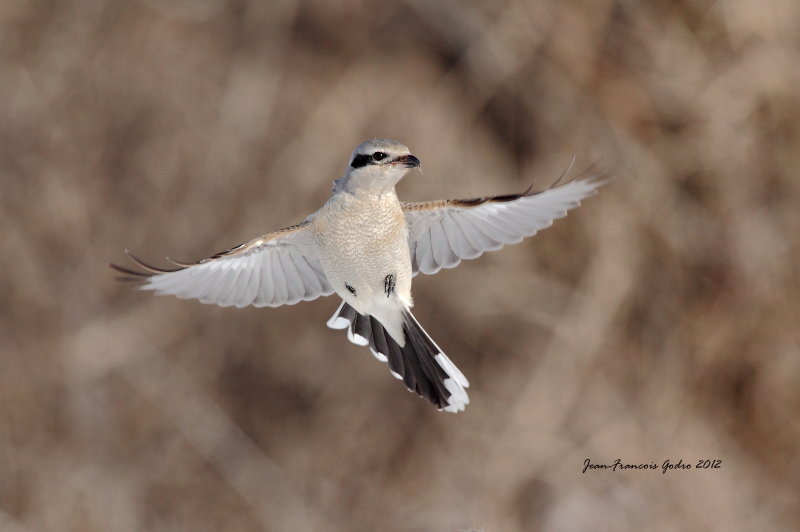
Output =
[{"x1": 311, "y1": 191, "x2": 413, "y2": 337}]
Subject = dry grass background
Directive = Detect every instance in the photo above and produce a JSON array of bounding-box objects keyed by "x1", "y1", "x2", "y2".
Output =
[{"x1": 1, "y1": 0, "x2": 799, "y2": 531}]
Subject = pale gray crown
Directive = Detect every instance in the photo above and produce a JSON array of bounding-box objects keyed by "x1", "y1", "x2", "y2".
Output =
[{"x1": 350, "y1": 139, "x2": 409, "y2": 165}]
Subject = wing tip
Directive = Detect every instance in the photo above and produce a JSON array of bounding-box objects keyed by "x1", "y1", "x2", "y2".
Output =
[
  {"x1": 111, "y1": 250, "x2": 184, "y2": 279},
  {"x1": 109, "y1": 261, "x2": 153, "y2": 281},
  {"x1": 110, "y1": 248, "x2": 193, "y2": 284},
  {"x1": 125, "y1": 250, "x2": 182, "y2": 274},
  {"x1": 526, "y1": 163, "x2": 611, "y2": 197}
]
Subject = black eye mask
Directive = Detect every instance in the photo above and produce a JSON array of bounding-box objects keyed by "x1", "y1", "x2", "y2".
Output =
[
  {"x1": 350, "y1": 153, "x2": 371, "y2": 168},
  {"x1": 350, "y1": 152, "x2": 388, "y2": 168}
]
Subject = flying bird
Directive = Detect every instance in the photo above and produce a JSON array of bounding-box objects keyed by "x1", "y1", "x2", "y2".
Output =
[{"x1": 112, "y1": 139, "x2": 606, "y2": 413}]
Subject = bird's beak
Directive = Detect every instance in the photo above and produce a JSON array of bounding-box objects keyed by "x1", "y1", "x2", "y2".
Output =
[{"x1": 392, "y1": 154, "x2": 421, "y2": 168}]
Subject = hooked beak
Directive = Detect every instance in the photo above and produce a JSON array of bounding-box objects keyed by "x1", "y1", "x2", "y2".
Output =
[{"x1": 392, "y1": 154, "x2": 421, "y2": 168}]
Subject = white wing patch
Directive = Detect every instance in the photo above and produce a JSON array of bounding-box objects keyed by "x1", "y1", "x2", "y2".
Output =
[
  {"x1": 143, "y1": 249, "x2": 333, "y2": 308},
  {"x1": 113, "y1": 224, "x2": 335, "y2": 308},
  {"x1": 404, "y1": 175, "x2": 606, "y2": 275}
]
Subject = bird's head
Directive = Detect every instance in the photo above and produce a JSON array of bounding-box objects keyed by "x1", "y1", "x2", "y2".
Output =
[{"x1": 336, "y1": 139, "x2": 421, "y2": 194}]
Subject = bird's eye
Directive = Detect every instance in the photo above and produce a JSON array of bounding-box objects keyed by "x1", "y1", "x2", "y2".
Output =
[{"x1": 372, "y1": 152, "x2": 387, "y2": 161}]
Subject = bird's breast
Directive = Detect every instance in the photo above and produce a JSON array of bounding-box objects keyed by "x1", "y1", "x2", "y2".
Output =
[{"x1": 312, "y1": 193, "x2": 413, "y2": 310}]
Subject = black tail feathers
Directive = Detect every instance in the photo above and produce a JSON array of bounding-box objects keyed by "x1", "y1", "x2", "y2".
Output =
[{"x1": 327, "y1": 301, "x2": 469, "y2": 412}]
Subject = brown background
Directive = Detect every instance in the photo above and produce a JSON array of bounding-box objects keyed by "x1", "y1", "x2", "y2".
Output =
[{"x1": 2, "y1": 1, "x2": 799, "y2": 531}]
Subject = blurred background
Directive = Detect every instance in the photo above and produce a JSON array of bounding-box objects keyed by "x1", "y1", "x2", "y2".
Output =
[{"x1": 1, "y1": 0, "x2": 799, "y2": 530}]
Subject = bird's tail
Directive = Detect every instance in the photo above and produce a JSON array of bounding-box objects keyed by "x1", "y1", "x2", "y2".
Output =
[{"x1": 327, "y1": 301, "x2": 470, "y2": 412}]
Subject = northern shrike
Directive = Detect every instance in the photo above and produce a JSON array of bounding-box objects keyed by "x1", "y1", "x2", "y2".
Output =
[{"x1": 112, "y1": 139, "x2": 605, "y2": 413}]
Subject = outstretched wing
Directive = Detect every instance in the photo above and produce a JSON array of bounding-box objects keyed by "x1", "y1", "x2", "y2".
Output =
[
  {"x1": 402, "y1": 173, "x2": 607, "y2": 275},
  {"x1": 111, "y1": 222, "x2": 335, "y2": 308}
]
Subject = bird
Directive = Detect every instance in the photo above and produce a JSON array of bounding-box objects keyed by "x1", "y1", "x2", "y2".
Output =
[{"x1": 111, "y1": 139, "x2": 606, "y2": 413}]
